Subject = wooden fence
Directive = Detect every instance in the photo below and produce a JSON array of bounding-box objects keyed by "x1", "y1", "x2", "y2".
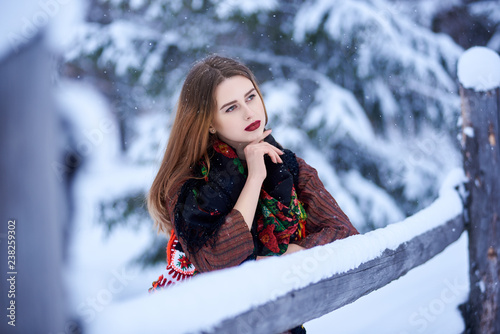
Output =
[
  {"x1": 202, "y1": 214, "x2": 465, "y2": 334},
  {"x1": 0, "y1": 30, "x2": 66, "y2": 333},
  {"x1": 458, "y1": 47, "x2": 500, "y2": 334},
  {"x1": 95, "y1": 186, "x2": 465, "y2": 334}
]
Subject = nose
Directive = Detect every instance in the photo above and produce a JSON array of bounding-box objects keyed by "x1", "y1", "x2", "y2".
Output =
[{"x1": 242, "y1": 103, "x2": 255, "y2": 120}]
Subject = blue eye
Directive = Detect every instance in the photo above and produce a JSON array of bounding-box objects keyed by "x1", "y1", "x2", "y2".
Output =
[
  {"x1": 226, "y1": 105, "x2": 236, "y2": 113},
  {"x1": 247, "y1": 94, "x2": 256, "y2": 101}
]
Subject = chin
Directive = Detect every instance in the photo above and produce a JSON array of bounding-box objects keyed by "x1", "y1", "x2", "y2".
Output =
[{"x1": 248, "y1": 130, "x2": 264, "y2": 140}]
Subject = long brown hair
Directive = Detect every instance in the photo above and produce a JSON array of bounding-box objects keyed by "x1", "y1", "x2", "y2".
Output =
[{"x1": 148, "y1": 55, "x2": 268, "y2": 234}]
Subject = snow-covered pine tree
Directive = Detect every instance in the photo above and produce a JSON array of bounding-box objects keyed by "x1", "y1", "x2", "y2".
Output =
[
  {"x1": 63, "y1": 0, "x2": 467, "y2": 266},
  {"x1": 390, "y1": 0, "x2": 500, "y2": 53}
]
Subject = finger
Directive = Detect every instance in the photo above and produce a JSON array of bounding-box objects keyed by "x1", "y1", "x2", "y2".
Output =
[
  {"x1": 275, "y1": 154, "x2": 283, "y2": 164},
  {"x1": 269, "y1": 152, "x2": 278, "y2": 164},
  {"x1": 267, "y1": 150, "x2": 283, "y2": 164},
  {"x1": 270, "y1": 149, "x2": 283, "y2": 163},
  {"x1": 258, "y1": 141, "x2": 284, "y2": 155},
  {"x1": 267, "y1": 144, "x2": 284, "y2": 156},
  {"x1": 258, "y1": 144, "x2": 284, "y2": 163},
  {"x1": 274, "y1": 146, "x2": 284, "y2": 155}
]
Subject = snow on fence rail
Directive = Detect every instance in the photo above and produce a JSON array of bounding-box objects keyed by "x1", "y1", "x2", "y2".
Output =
[{"x1": 90, "y1": 171, "x2": 465, "y2": 334}]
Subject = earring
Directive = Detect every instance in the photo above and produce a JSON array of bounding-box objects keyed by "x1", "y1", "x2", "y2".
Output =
[{"x1": 210, "y1": 129, "x2": 216, "y2": 134}]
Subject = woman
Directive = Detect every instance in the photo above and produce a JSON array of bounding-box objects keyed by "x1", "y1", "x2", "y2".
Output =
[{"x1": 148, "y1": 55, "x2": 358, "y2": 290}]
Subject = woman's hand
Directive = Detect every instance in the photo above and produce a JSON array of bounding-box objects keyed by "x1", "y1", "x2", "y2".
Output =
[
  {"x1": 233, "y1": 129, "x2": 284, "y2": 229},
  {"x1": 244, "y1": 129, "x2": 284, "y2": 182}
]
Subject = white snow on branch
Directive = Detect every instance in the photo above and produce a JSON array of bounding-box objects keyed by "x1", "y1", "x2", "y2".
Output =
[
  {"x1": 458, "y1": 46, "x2": 500, "y2": 92},
  {"x1": 294, "y1": 0, "x2": 461, "y2": 89},
  {"x1": 343, "y1": 170, "x2": 404, "y2": 229},
  {"x1": 211, "y1": 0, "x2": 278, "y2": 19},
  {"x1": 304, "y1": 79, "x2": 375, "y2": 144}
]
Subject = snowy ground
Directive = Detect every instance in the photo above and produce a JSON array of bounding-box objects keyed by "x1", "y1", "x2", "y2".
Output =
[{"x1": 305, "y1": 234, "x2": 468, "y2": 334}]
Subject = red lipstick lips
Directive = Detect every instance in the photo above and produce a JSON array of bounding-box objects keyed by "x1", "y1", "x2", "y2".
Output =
[{"x1": 245, "y1": 120, "x2": 261, "y2": 131}]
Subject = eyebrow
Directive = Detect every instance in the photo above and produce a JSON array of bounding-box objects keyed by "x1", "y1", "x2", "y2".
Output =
[{"x1": 219, "y1": 88, "x2": 256, "y2": 111}]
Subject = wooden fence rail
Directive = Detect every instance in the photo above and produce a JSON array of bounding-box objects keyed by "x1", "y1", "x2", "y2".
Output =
[{"x1": 204, "y1": 214, "x2": 465, "y2": 334}]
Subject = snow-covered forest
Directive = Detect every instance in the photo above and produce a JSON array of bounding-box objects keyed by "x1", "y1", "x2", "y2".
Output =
[
  {"x1": 2, "y1": 0, "x2": 499, "y2": 333},
  {"x1": 59, "y1": 0, "x2": 499, "y2": 263},
  {"x1": 59, "y1": 0, "x2": 498, "y2": 332}
]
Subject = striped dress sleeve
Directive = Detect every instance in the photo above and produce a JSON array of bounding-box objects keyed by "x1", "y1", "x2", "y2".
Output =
[{"x1": 167, "y1": 188, "x2": 254, "y2": 273}]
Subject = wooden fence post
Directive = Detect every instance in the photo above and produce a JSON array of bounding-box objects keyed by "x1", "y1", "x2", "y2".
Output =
[
  {"x1": 0, "y1": 18, "x2": 66, "y2": 334},
  {"x1": 458, "y1": 46, "x2": 500, "y2": 333}
]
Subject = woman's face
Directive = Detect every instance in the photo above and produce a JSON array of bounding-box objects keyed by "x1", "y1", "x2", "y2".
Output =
[{"x1": 211, "y1": 75, "x2": 266, "y2": 149}]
